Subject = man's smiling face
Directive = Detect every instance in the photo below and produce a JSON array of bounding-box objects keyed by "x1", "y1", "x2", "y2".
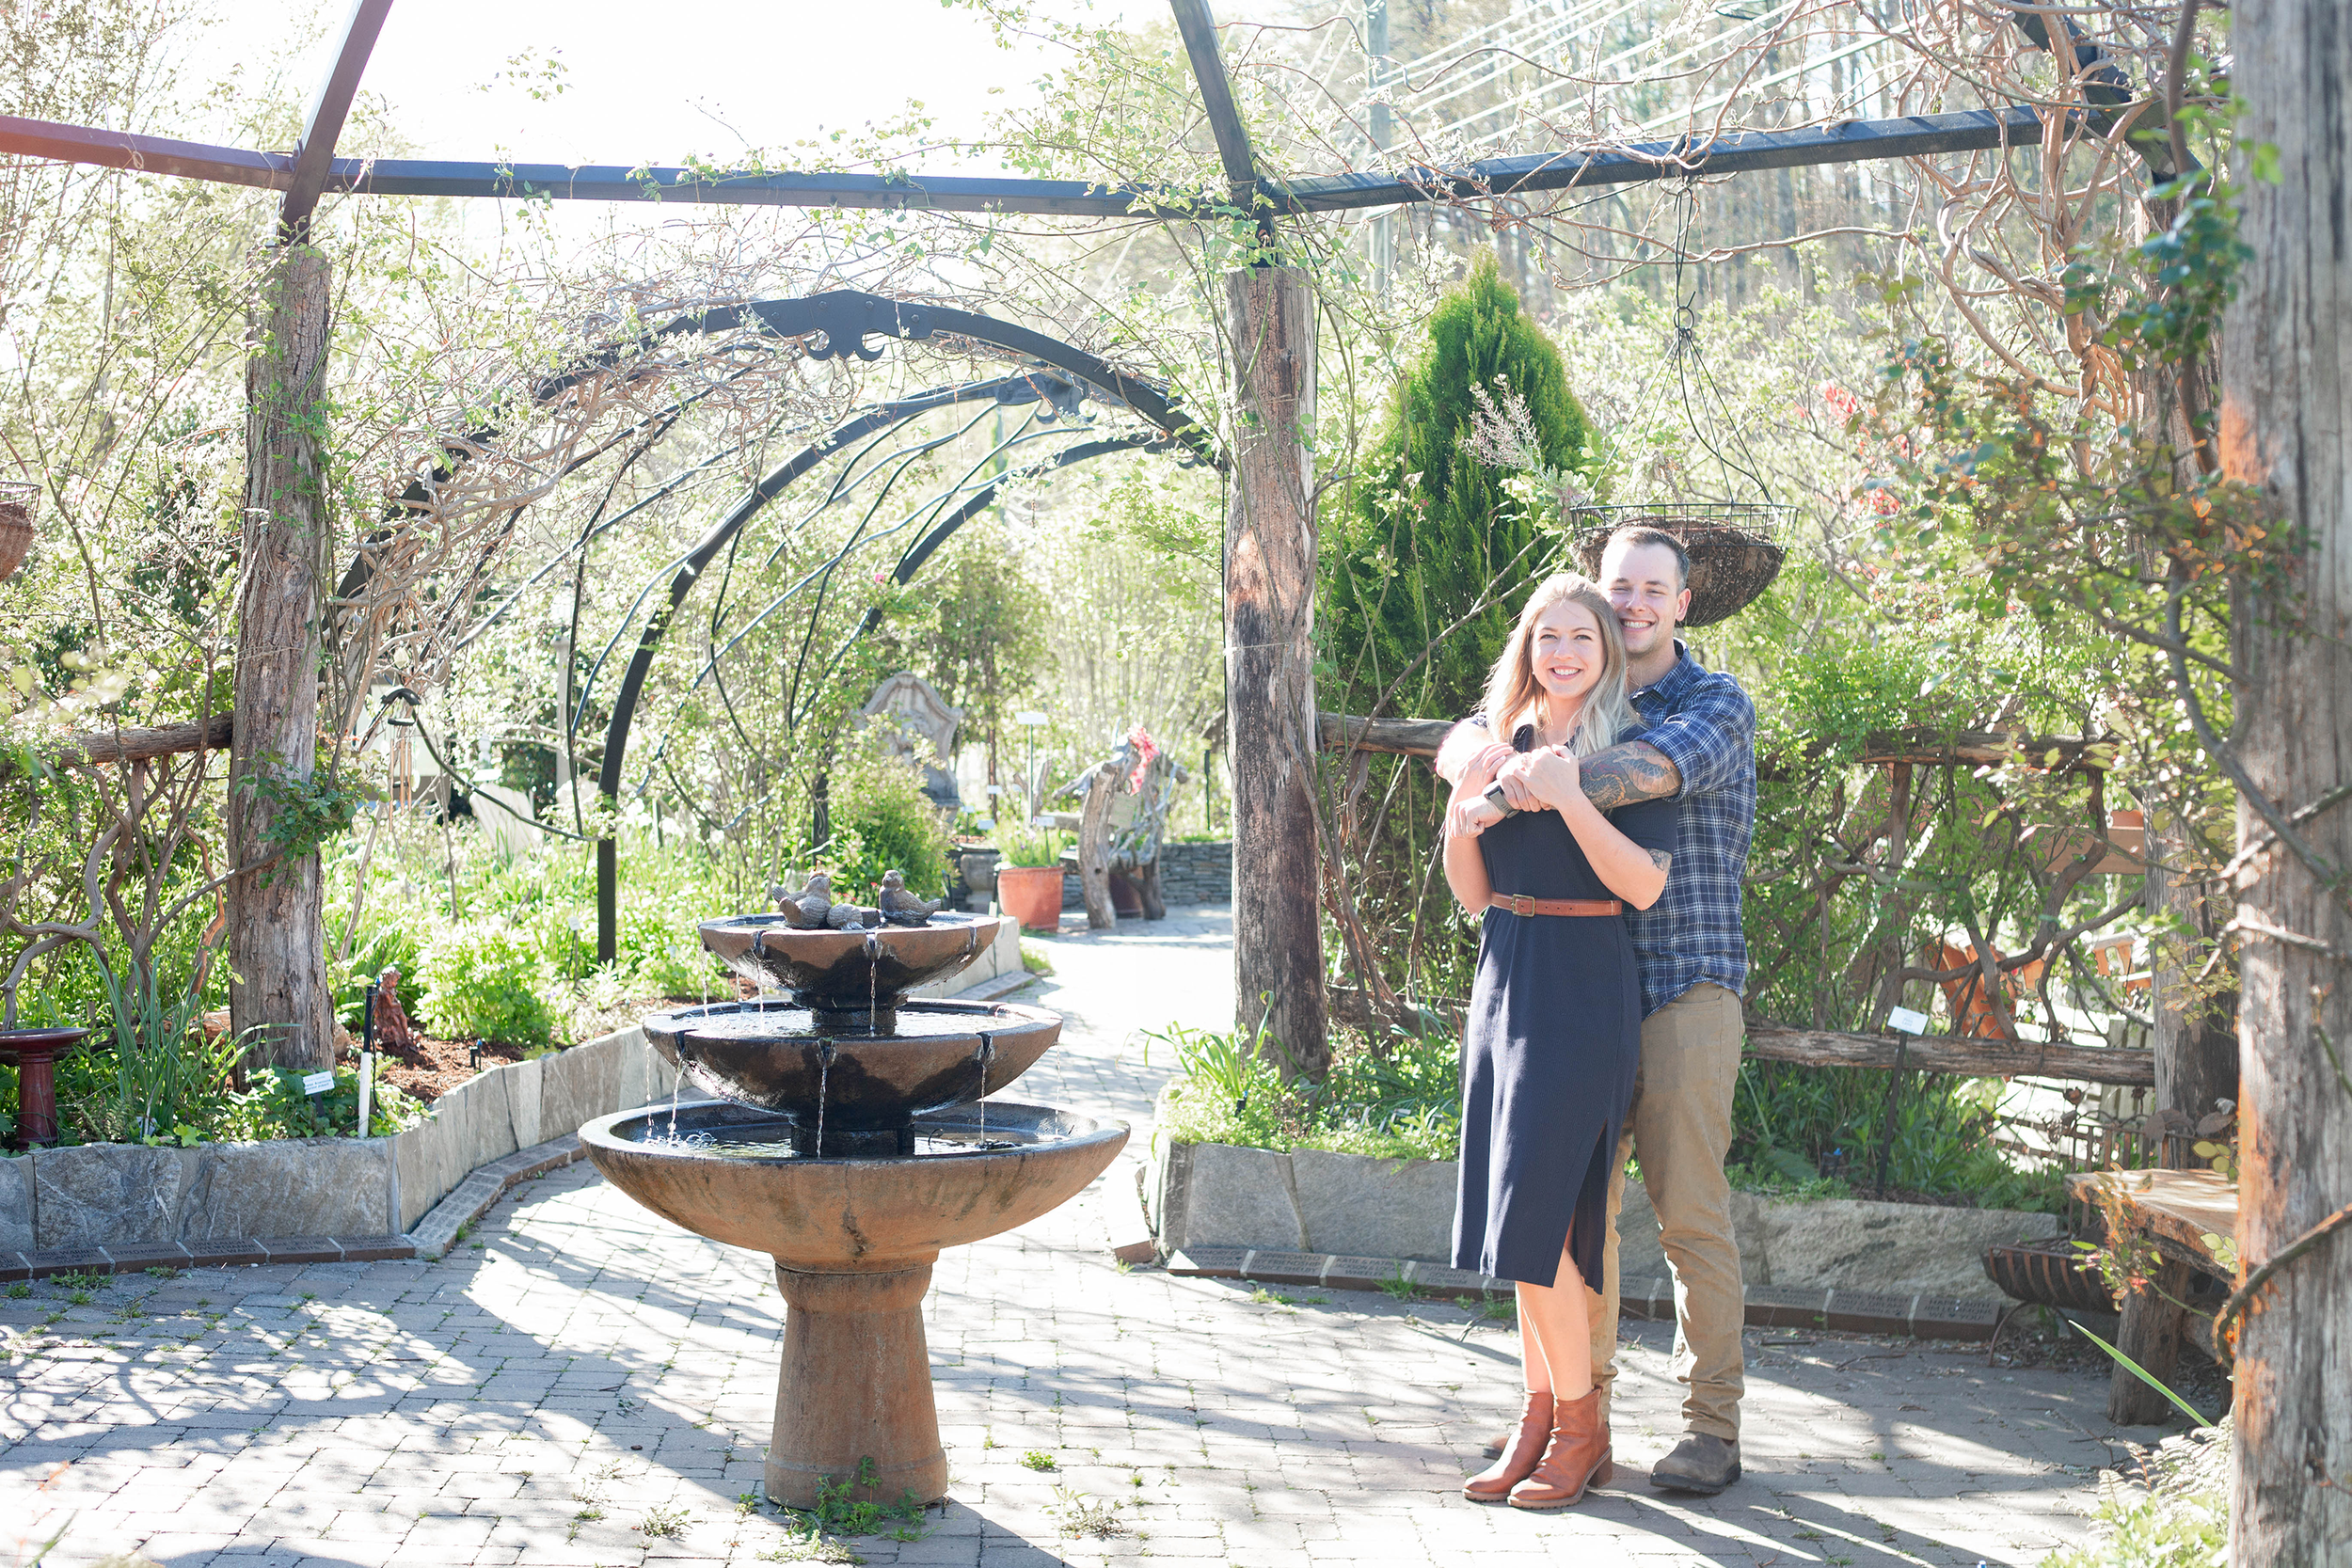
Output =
[{"x1": 1601, "y1": 539, "x2": 1690, "y2": 661}]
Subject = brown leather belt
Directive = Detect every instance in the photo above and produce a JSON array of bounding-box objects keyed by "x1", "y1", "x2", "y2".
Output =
[{"x1": 1486, "y1": 894, "x2": 1622, "y2": 917}]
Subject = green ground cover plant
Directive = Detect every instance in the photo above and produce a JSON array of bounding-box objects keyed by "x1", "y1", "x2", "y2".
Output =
[
  {"x1": 1151, "y1": 1014, "x2": 2061, "y2": 1210},
  {"x1": 1147, "y1": 1019, "x2": 1460, "y2": 1164}
]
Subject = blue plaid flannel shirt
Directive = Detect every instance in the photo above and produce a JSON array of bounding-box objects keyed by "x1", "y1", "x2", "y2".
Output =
[{"x1": 1624, "y1": 645, "x2": 1756, "y2": 1016}]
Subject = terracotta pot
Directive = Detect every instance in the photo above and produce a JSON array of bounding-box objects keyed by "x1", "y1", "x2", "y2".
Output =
[{"x1": 994, "y1": 864, "x2": 1064, "y2": 932}]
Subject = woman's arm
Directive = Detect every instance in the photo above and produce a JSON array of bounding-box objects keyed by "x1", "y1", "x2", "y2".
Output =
[
  {"x1": 1441, "y1": 778, "x2": 1497, "y2": 914},
  {"x1": 1499, "y1": 749, "x2": 1669, "y2": 909}
]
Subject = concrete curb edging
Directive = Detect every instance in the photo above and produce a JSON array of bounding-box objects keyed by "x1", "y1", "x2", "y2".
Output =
[
  {"x1": 0, "y1": 1234, "x2": 418, "y2": 1281},
  {"x1": 405, "y1": 1132, "x2": 588, "y2": 1259},
  {"x1": 1165, "y1": 1246, "x2": 2006, "y2": 1341}
]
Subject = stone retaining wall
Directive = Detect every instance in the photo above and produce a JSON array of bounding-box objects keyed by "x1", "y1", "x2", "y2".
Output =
[
  {"x1": 0, "y1": 1024, "x2": 676, "y2": 1254},
  {"x1": 1147, "y1": 1136, "x2": 2062, "y2": 1300},
  {"x1": 1156, "y1": 840, "x2": 1232, "y2": 906}
]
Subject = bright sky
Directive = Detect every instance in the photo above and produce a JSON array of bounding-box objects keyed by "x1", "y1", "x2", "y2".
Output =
[{"x1": 189, "y1": 0, "x2": 1149, "y2": 171}]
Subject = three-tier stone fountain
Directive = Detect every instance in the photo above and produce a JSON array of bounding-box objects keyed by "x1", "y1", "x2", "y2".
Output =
[{"x1": 579, "y1": 880, "x2": 1125, "y2": 1509}]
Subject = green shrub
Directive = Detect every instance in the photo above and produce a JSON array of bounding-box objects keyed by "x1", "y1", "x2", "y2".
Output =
[
  {"x1": 418, "y1": 920, "x2": 560, "y2": 1048},
  {"x1": 821, "y1": 747, "x2": 952, "y2": 900},
  {"x1": 1732, "y1": 1060, "x2": 2066, "y2": 1212},
  {"x1": 221, "y1": 1065, "x2": 425, "y2": 1141}
]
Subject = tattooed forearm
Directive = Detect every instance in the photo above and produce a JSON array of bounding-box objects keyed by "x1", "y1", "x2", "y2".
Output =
[
  {"x1": 1581, "y1": 741, "x2": 1680, "y2": 809},
  {"x1": 1647, "y1": 849, "x2": 1674, "y2": 874}
]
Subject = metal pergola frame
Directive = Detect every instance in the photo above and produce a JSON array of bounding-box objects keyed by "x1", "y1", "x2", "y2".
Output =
[{"x1": 0, "y1": 0, "x2": 2160, "y2": 234}]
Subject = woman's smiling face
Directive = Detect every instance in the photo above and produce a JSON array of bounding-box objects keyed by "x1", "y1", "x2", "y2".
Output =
[{"x1": 1529, "y1": 598, "x2": 1606, "y2": 703}]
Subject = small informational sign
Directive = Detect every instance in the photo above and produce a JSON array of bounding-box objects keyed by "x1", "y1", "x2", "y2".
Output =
[
  {"x1": 1886, "y1": 1006, "x2": 1931, "y2": 1037},
  {"x1": 300, "y1": 1070, "x2": 337, "y2": 1097}
]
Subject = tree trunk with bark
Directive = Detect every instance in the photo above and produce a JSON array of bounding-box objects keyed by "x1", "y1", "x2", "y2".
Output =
[
  {"x1": 2221, "y1": 5, "x2": 2352, "y2": 1557},
  {"x1": 229, "y1": 245, "x2": 335, "y2": 1073},
  {"x1": 1223, "y1": 265, "x2": 1327, "y2": 1079},
  {"x1": 2149, "y1": 805, "x2": 2237, "y2": 1133}
]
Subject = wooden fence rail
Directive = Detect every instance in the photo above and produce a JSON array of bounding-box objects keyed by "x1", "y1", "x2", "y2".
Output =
[
  {"x1": 2, "y1": 713, "x2": 234, "y2": 779},
  {"x1": 1313, "y1": 711, "x2": 2114, "y2": 776},
  {"x1": 1327, "y1": 986, "x2": 2153, "y2": 1086}
]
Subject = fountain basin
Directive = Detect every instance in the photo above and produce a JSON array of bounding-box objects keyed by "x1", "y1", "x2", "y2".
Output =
[
  {"x1": 700, "y1": 911, "x2": 1007, "y2": 1030},
  {"x1": 639, "y1": 998, "x2": 1059, "y2": 1151},
  {"x1": 580, "y1": 1099, "x2": 1128, "y2": 1506}
]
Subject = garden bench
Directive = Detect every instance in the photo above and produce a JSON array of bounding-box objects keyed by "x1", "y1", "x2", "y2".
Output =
[{"x1": 2065, "y1": 1168, "x2": 2237, "y2": 1422}]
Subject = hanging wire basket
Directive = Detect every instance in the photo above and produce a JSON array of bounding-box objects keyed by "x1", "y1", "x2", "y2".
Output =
[
  {"x1": 0, "y1": 481, "x2": 37, "y2": 582},
  {"x1": 1566, "y1": 503, "x2": 1789, "y2": 628}
]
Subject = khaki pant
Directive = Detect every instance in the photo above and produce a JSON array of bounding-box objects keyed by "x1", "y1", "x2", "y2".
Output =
[{"x1": 1586, "y1": 982, "x2": 1746, "y2": 1441}]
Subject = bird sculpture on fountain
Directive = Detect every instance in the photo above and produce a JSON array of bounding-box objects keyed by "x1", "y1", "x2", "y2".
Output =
[
  {"x1": 876, "y1": 869, "x2": 946, "y2": 926},
  {"x1": 771, "y1": 872, "x2": 835, "y2": 929}
]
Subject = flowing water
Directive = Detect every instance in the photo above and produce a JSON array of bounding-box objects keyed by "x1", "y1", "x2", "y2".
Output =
[
  {"x1": 814, "y1": 1039, "x2": 835, "y2": 1152},
  {"x1": 628, "y1": 1122, "x2": 1045, "y2": 1160},
  {"x1": 975, "y1": 1031, "x2": 995, "y2": 1144}
]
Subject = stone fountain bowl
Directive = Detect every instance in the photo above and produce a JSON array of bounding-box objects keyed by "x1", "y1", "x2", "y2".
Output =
[
  {"x1": 579, "y1": 1099, "x2": 1128, "y2": 1267},
  {"x1": 700, "y1": 912, "x2": 1007, "y2": 1010},
  {"x1": 639, "y1": 998, "x2": 1060, "y2": 1137}
]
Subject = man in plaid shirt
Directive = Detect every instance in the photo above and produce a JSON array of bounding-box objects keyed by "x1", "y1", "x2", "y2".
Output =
[{"x1": 1438, "y1": 526, "x2": 1756, "y2": 1496}]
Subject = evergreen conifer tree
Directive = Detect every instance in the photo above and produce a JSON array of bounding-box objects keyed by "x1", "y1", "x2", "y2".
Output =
[{"x1": 1325, "y1": 250, "x2": 1594, "y2": 724}]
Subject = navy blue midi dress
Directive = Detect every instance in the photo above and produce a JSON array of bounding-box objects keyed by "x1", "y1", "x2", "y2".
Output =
[{"x1": 1451, "y1": 724, "x2": 1679, "y2": 1291}]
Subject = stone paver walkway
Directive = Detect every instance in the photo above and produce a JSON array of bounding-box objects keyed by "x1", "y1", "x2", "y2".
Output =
[{"x1": 2, "y1": 907, "x2": 2121, "y2": 1567}]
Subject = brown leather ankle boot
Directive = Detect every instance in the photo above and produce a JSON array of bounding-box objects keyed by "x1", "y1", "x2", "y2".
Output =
[
  {"x1": 1463, "y1": 1390, "x2": 1553, "y2": 1502},
  {"x1": 1507, "y1": 1386, "x2": 1612, "y2": 1510}
]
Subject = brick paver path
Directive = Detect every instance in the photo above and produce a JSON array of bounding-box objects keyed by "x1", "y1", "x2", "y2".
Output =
[{"x1": 3, "y1": 907, "x2": 2119, "y2": 1566}]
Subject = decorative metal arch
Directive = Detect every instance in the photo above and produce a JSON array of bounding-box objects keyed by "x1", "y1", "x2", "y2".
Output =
[{"x1": 333, "y1": 287, "x2": 1212, "y2": 960}]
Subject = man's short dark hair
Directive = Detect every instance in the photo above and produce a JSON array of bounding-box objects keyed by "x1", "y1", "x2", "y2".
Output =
[{"x1": 1604, "y1": 525, "x2": 1690, "y2": 590}]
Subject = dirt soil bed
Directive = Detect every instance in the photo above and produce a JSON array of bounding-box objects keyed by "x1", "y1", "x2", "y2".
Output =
[{"x1": 338, "y1": 994, "x2": 705, "y2": 1103}]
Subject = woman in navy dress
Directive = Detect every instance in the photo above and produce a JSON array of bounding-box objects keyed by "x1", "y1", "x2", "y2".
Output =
[{"x1": 1441, "y1": 573, "x2": 1677, "y2": 1511}]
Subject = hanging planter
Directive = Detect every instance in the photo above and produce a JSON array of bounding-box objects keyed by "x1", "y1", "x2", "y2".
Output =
[
  {"x1": 1568, "y1": 503, "x2": 1788, "y2": 627},
  {"x1": 0, "y1": 481, "x2": 37, "y2": 581}
]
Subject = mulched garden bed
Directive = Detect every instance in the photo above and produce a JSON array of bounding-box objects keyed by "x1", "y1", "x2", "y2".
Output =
[{"x1": 338, "y1": 992, "x2": 723, "y2": 1102}]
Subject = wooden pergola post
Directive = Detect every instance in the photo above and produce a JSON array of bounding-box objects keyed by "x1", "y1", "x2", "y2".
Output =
[
  {"x1": 1223, "y1": 264, "x2": 1327, "y2": 1078},
  {"x1": 228, "y1": 245, "x2": 336, "y2": 1072},
  {"x1": 2224, "y1": 2, "x2": 2352, "y2": 1557}
]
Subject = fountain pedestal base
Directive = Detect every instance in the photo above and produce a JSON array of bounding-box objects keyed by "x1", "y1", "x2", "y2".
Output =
[{"x1": 768, "y1": 1259, "x2": 948, "y2": 1508}]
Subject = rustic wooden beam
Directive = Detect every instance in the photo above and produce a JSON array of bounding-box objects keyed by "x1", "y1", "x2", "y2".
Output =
[
  {"x1": 1314, "y1": 712, "x2": 1454, "y2": 757},
  {"x1": 1312, "y1": 711, "x2": 2118, "y2": 774},
  {"x1": 1744, "y1": 1022, "x2": 2153, "y2": 1086},
  {"x1": 1327, "y1": 986, "x2": 2153, "y2": 1085},
  {"x1": 5, "y1": 713, "x2": 235, "y2": 775},
  {"x1": 1854, "y1": 727, "x2": 2117, "y2": 773}
]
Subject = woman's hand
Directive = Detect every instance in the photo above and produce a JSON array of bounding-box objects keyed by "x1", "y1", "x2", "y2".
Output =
[
  {"x1": 1502, "y1": 745, "x2": 1582, "y2": 813},
  {"x1": 1446, "y1": 781, "x2": 1506, "y2": 839}
]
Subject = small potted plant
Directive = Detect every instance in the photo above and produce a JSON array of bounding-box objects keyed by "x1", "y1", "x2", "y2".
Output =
[{"x1": 991, "y1": 821, "x2": 1065, "y2": 933}]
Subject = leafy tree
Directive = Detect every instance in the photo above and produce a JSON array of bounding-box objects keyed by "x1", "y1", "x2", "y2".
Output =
[
  {"x1": 1324, "y1": 249, "x2": 1596, "y2": 724},
  {"x1": 900, "y1": 521, "x2": 1047, "y2": 786}
]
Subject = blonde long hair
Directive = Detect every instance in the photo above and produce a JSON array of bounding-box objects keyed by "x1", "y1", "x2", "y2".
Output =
[{"x1": 1477, "y1": 573, "x2": 1637, "y2": 759}]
